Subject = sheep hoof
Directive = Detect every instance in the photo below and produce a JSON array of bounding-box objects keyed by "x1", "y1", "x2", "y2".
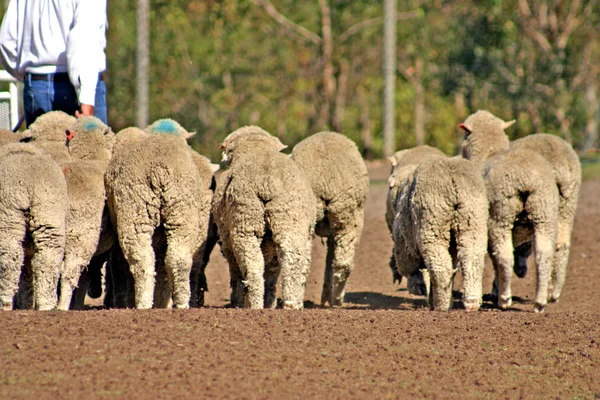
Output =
[
  {"x1": 283, "y1": 300, "x2": 302, "y2": 310},
  {"x1": 463, "y1": 297, "x2": 481, "y2": 312},
  {"x1": 548, "y1": 294, "x2": 560, "y2": 304},
  {"x1": 498, "y1": 296, "x2": 512, "y2": 310},
  {"x1": 533, "y1": 303, "x2": 546, "y2": 313},
  {"x1": 1, "y1": 302, "x2": 12, "y2": 311}
]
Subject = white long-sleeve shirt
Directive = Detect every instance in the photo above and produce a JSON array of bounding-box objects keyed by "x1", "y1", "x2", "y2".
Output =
[{"x1": 0, "y1": 0, "x2": 107, "y2": 106}]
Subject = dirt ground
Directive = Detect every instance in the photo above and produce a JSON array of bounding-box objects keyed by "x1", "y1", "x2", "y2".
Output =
[{"x1": 1, "y1": 163, "x2": 599, "y2": 399}]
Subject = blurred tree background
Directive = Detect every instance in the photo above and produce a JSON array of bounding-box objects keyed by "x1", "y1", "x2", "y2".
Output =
[{"x1": 2, "y1": 0, "x2": 599, "y2": 161}]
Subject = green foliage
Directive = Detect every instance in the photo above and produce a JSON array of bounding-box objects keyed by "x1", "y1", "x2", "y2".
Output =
[{"x1": 1, "y1": 0, "x2": 598, "y2": 160}]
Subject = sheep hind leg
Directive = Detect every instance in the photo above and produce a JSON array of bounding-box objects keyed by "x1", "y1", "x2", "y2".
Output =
[
  {"x1": 154, "y1": 261, "x2": 172, "y2": 308},
  {"x1": 30, "y1": 229, "x2": 64, "y2": 311},
  {"x1": 122, "y1": 233, "x2": 156, "y2": 309},
  {"x1": 488, "y1": 229, "x2": 514, "y2": 310},
  {"x1": 163, "y1": 244, "x2": 193, "y2": 309},
  {"x1": 231, "y1": 235, "x2": 265, "y2": 309},
  {"x1": 549, "y1": 216, "x2": 573, "y2": 303},
  {"x1": 220, "y1": 240, "x2": 244, "y2": 308},
  {"x1": 0, "y1": 220, "x2": 27, "y2": 309},
  {"x1": 327, "y1": 227, "x2": 361, "y2": 307},
  {"x1": 533, "y1": 229, "x2": 555, "y2": 313},
  {"x1": 278, "y1": 236, "x2": 310, "y2": 310},
  {"x1": 421, "y1": 244, "x2": 454, "y2": 311}
]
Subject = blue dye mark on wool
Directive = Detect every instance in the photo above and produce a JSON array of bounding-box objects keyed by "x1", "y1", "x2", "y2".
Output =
[
  {"x1": 150, "y1": 119, "x2": 180, "y2": 136},
  {"x1": 83, "y1": 119, "x2": 101, "y2": 131}
]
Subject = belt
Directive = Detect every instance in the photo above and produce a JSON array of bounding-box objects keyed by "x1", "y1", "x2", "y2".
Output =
[{"x1": 27, "y1": 72, "x2": 104, "y2": 81}]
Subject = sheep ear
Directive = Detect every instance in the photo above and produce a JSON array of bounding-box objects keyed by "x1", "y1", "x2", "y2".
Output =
[
  {"x1": 388, "y1": 176, "x2": 396, "y2": 187},
  {"x1": 103, "y1": 127, "x2": 112, "y2": 136},
  {"x1": 66, "y1": 129, "x2": 74, "y2": 141},
  {"x1": 219, "y1": 142, "x2": 227, "y2": 150},
  {"x1": 184, "y1": 131, "x2": 196, "y2": 140},
  {"x1": 278, "y1": 144, "x2": 288, "y2": 151},
  {"x1": 458, "y1": 123, "x2": 472, "y2": 134},
  {"x1": 502, "y1": 120, "x2": 516, "y2": 130},
  {"x1": 210, "y1": 163, "x2": 220, "y2": 173},
  {"x1": 387, "y1": 156, "x2": 398, "y2": 167}
]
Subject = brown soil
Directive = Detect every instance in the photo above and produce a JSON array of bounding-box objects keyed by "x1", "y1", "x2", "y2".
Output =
[{"x1": 1, "y1": 163, "x2": 599, "y2": 399}]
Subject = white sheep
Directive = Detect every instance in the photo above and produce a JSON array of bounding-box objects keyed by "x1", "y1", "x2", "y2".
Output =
[
  {"x1": 460, "y1": 110, "x2": 559, "y2": 312},
  {"x1": 213, "y1": 126, "x2": 316, "y2": 309},
  {"x1": 385, "y1": 146, "x2": 447, "y2": 286},
  {"x1": 509, "y1": 134, "x2": 581, "y2": 303},
  {"x1": 0, "y1": 143, "x2": 68, "y2": 310},
  {"x1": 390, "y1": 155, "x2": 488, "y2": 311},
  {"x1": 105, "y1": 121, "x2": 212, "y2": 309},
  {"x1": 290, "y1": 131, "x2": 369, "y2": 306},
  {"x1": 54, "y1": 116, "x2": 116, "y2": 310}
]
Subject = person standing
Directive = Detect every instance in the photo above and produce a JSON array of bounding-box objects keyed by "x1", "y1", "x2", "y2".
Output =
[{"x1": 0, "y1": 0, "x2": 108, "y2": 126}]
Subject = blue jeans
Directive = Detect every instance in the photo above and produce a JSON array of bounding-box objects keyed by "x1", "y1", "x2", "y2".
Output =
[{"x1": 23, "y1": 73, "x2": 107, "y2": 127}]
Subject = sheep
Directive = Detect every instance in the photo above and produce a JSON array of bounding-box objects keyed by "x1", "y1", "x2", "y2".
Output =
[
  {"x1": 26, "y1": 111, "x2": 75, "y2": 163},
  {"x1": 105, "y1": 121, "x2": 212, "y2": 309},
  {"x1": 0, "y1": 143, "x2": 68, "y2": 310},
  {"x1": 390, "y1": 155, "x2": 488, "y2": 311},
  {"x1": 460, "y1": 110, "x2": 559, "y2": 312},
  {"x1": 213, "y1": 126, "x2": 316, "y2": 309},
  {"x1": 290, "y1": 131, "x2": 369, "y2": 307},
  {"x1": 385, "y1": 146, "x2": 447, "y2": 286},
  {"x1": 56, "y1": 116, "x2": 116, "y2": 310},
  {"x1": 509, "y1": 134, "x2": 581, "y2": 303}
]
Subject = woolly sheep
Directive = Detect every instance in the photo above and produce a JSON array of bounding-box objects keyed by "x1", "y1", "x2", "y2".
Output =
[
  {"x1": 0, "y1": 143, "x2": 68, "y2": 310},
  {"x1": 390, "y1": 155, "x2": 488, "y2": 311},
  {"x1": 105, "y1": 121, "x2": 212, "y2": 309},
  {"x1": 213, "y1": 126, "x2": 316, "y2": 309},
  {"x1": 386, "y1": 146, "x2": 447, "y2": 291},
  {"x1": 509, "y1": 134, "x2": 581, "y2": 303},
  {"x1": 26, "y1": 111, "x2": 75, "y2": 163},
  {"x1": 290, "y1": 131, "x2": 369, "y2": 307},
  {"x1": 56, "y1": 116, "x2": 116, "y2": 310},
  {"x1": 460, "y1": 110, "x2": 559, "y2": 312}
]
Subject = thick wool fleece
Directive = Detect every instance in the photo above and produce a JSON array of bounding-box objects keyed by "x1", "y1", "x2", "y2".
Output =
[
  {"x1": 27, "y1": 111, "x2": 76, "y2": 164},
  {"x1": 392, "y1": 157, "x2": 488, "y2": 311},
  {"x1": 385, "y1": 146, "x2": 447, "y2": 288},
  {"x1": 291, "y1": 131, "x2": 369, "y2": 306},
  {"x1": 510, "y1": 134, "x2": 581, "y2": 302},
  {"x1": 460, "y1": 110, "x2": 559, "y2": 312},
  {"x1": 213, "y1": 129, "x2": 316, "y2": 309},
  {"x1": 105, "y1": 133, "x2": 205, "y2": 309},
  {"x1": 386, "y1": 145, "x2": 447, "y2": 232},
  {"x1": 219, "y1": 125, "x2": 287, "y2": 165},
  {"x1": 0, "y1": 143, "x2": 68, "y2": 310},
  {"x1": 54, "y1": 117, "x2": 116, "y2": 310},
  {"x1": 67, "y1": 116, "x2": 115, "y2": 165}
]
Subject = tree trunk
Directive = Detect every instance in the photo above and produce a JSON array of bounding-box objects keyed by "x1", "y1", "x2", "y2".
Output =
[
  {"x1": 582, "y1": 84, "x2": 599, "y2": 155},
  {"x1": 358, "y1": 86, "x2": 373, "y2": 160},
  {"x1": 414, "y1": 58, "x2": 425, "y2": 146},
  {"x1": 333, "y1": 60, "x2": 348, "y2": 133},
  {"x1": 382, "y1": 0, "x2": 397, "y2": 157},
  {"x1": 317, "y1": 0, "x2": 335, "y2": 131},
  {"x1": 136, "y1": 0, "x2": 150, "y2": 128}
]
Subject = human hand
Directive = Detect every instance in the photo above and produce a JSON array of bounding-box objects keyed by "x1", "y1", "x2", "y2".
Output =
[{"x1": 76, "y1": 104, "x2": 95, "y2": 118}]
